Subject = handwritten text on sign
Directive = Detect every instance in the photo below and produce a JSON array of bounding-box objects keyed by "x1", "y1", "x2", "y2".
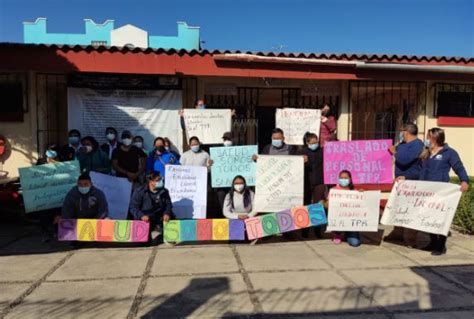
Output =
[
  {"x1": 183, "y1": 109, "x2": 232, "y2": 144},
  {"x1": 58, "y1": 219, "x2": 149, "y2": 242},
  {"x1": 254, "y1": 155, "x2": 304, "y2": 212},
  {"x1": 165, "y1": 165, "x2": 207, "y2": 219},
  {"x1": 276, "y1": 108, "x2": 321, "y2": 145},
  {"x1": 381, "y1": 180, "x2": 462, "y2": 236},
  {"x1": 163, "y1": 203, "x2": 327, "y2": 242},
  {"x1": 327, "y1": 189, "x2": 381, "y2": 232},
  {"x1": 324, "y1": 140, "x2": 393, "y2": 184},
  {"x1": 19, "y1": 161, "x2": 81, "y2": 213},
  {"x1": 210, "y1": 145, "x2": 258, "y2": 188},
  {"x1": 90, "y1": 172, "x2": 132, "y2": 220}
]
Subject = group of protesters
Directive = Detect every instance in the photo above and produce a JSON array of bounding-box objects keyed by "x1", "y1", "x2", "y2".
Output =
[{"x1": 34, "y1": 100, "x2": 469, "y2": 256}]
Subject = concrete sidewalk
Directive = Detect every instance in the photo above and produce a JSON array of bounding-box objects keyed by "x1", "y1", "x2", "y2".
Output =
[{"x1": 0, "y1": 224, "x2": 473, "y2": 319}]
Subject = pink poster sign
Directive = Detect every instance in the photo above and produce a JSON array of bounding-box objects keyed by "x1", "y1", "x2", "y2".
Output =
[{"x1": 324, "y1": 139, "x2": 393, "y2": 184}]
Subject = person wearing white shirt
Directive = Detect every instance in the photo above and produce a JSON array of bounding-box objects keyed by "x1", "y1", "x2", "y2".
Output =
[
  {"x1": 180, "y1": 136, "x2": 211, "y2": 167},
  {"x1": 223, "y1": 175, "x2": 257, "y2": 220}
]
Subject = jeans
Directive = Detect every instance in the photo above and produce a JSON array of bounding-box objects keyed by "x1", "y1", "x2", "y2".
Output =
[{"x1": 345, "y1": 232, "x2": 361, "y2": 247}]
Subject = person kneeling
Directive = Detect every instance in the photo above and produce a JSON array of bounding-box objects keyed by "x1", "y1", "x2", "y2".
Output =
[
  {"x1": 130, "y1": 171, "x2": 174, "y2": 244},
  {"x1": 62, "y1": 173, "x2": 109, "y2": 219},
  {"x1": 223, "y1": 175, "x2": 257, "y2": 220}
]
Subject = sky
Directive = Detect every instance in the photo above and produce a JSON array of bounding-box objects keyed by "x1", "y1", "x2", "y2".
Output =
[{"x1": 0, "y1": 0, "x2": 473, "y2": 57}]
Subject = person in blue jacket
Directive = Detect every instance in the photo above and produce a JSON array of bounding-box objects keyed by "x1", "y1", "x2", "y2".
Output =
[
  {"x1": 413, "y1": 127, "x2": 469, "y2": 255},
  {"x1": 146, "y1": 137, "x2": 180, "y2": 177},
  {"x1": 386, "y1": 123, "x2": 425, "y2": 244}
]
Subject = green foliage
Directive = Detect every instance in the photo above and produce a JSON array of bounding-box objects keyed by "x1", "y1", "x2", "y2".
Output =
[{"x1": 451, "y1": 177, "x2": 474, "y2": 234}]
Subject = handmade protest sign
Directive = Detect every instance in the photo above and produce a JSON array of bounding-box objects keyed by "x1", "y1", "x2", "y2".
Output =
[
  {"x1": 90, "y1": 172, "x2": 132, "y2": 220},
  {"x1": 183, "y1": 109, "x2": 232, "y2": 144},
  {"x1": 163, "y1": 203, "x2": 327, "y2": 242},
  {"x1": 381, "y1": 180, "x2": 462, "y2": 236},
  {"x1": 276, "y1": 108, "x2": 321, "y2": 145},
  {"x1": 165, "y1": 165, "x2": 207, "y2": 219},
  {"x1": 324, "y1": 140, "x2": 393, "y2": 184},
  {"x1": 58, "y1": 219, "x2": 149, "y2": 242},
  {"x1": 254, "y1": 155, "x2": 304, "y2": 212},
  {"x1": 19, "y1": 161, "x2": 81, "y2": 213},
  {"x1": 210, "y1": 145, "x2": 258, "y2": 188},
  {"x1": 327, "y1": 189, "x2": 381, "y2": 232}
]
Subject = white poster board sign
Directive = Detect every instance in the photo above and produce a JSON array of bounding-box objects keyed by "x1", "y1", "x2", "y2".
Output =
[
  {"x1": 327, "y1": 189, "x2": 381, "y2": 232},
  {"x1": 276, "y1": 108, "x2": 321, "y2": 145},
  {"x1": 165, "y1": 165, "x2": 207, "y2": 219},
  {"x1": 89, "y1": 172, "x2": 132, "y2": 220},
  {"x1": 381, "y1": 180, "x2": 462, "y2": 236},
  {"x1": 68, "y1": 88, "x2": 183, "y2": 151},
  {"x1": 183, "y1": 109, "x2": 232, "y2": 144},
  {"x1": 254, "y1": 155, "x2": 304, "y2": 212}
]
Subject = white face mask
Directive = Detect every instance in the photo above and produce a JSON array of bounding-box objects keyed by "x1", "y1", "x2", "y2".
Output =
[
  {"x1": 84, "y1": 145, "x2": 93, "y2": 153},
  {"x1": 223, "y1": 140, "x2": 233, "y2": 147},
  {"x1": 106, "y1": 133, "x2": 116, "y2": 141},
  {"x1": 234, "y1": 184, "x2": 245, "y2": 192},
  {"x1": 133, "y1": 142, "x2": 143, "y2": 149},
  {"x1": 122, "y1": 138, "x2": 132, "y2": 146}
]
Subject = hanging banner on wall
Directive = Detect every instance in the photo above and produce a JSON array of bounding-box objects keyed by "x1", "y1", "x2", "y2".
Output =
[
  {"x1": 183, "y1": 109, "x2": 232, "y2": 144},
  {"x1": 381, "y1": 180, "x2": 462, "y2": 236},
  {"x1": 67, "y1": 88, "x2": 183, "y2": 151},
  {"x1": 275, "y1": 108, "x2": 321, "y2": 145},
  {"x1": 324, "y1": 140, "x2": 393, "y2": 184}
]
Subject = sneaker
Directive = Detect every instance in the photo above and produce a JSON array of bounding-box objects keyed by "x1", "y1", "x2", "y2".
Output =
[{"x1": 332, "y1": 233, "x2": 342, "y2": 245}]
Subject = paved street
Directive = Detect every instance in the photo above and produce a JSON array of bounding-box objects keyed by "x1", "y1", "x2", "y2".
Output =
[{"x1": 0, "y1": 223, "x2": 473, "y2": 319}]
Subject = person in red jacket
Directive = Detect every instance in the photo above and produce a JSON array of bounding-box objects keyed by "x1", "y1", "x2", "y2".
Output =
[{"x1": 319, "y1": 103, "x2": 337, "y2": 147}]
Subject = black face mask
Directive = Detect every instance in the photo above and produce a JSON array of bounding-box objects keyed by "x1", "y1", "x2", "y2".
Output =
[{"x1": 156, "y1": 146, "x2": 167, "y2": 154}]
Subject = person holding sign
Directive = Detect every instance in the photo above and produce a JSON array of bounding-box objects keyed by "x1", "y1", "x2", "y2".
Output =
[
  {"x1": 319, "y1": 104, "x2": 337, "y2": 147},
  {"x1": 146, "y1": 137, "x2": 180, "y2": 178},
  {"x1": 180, "y1": 136, "x2": 211, "y2": 167},
  {"x1": 111, "y1": 130, "x2": 147, "y2": 186},
  {"x1": 130, "y1": 171, "x2": 174, "y2": 243},
  {"x1": 298, "y1": 132, "x2": 326, "y2": 238},
  {"x1": 223, "y1": 175, "x2": 256, "y2": 220},
  {"x1": 325, "y1": 170, "x2": 362, "y2": 247},
  {"x1": 252, "y1": 128, "x2": 296, "y2": 161},
  {"x1": 385, "y1": 123, "x2": 424, "y2": 245},
  {"x1": 77, "y1": 136, "x2": 111, "y2": 174},
  {"x1": 61, "y1": 173, "x2": 109, "y2": 220},
  {"x1": 416, "y1": 128, "x2": 469, "y2": 255}
]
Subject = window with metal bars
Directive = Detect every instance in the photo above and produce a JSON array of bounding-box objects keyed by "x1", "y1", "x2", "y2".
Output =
[{"x1": 435, "y1": 83, "x2": 474, "y2": 118}]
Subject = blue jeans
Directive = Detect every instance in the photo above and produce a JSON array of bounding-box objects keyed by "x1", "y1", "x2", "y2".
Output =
[{"x1": 345, "y1": 232, "x2": 361, "y2": 247}]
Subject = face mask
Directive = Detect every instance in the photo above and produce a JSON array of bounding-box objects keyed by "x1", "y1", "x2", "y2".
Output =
[
  {"x1": 84, "y1": 145, "x2": 93, "y2": 153},
  {"x1": 399, "y1": 132, "x2": 404, "y2": 143},
  {"x1": 122, "y1": 138, "x2": 132, "y2": 146},
  {"x1": 106, "y1": 133, "x2": 116, "y2": 141},
  {"x1": 133, "y1": 142, "x2": 143, "y2": 149},
  {"x1": 272, "y1": 139, "x2": 283, "y2": 148},
  {"x1": 155, "y1": 180, "x2": 164, "y2": 189},
  {"x1": 197, "y1": 104, "x2": 206, "y2": 110},
  {"x1": 78, "y1": 186, "x2": 90, "y2": 195},
  {"x1": 165, "y1": 146, "x2": 170, "y2": 151},
  {"x1": 69, "y1": 136, "x2": 80, "y2": 145},
  {"x1": 234, "y1": 184, "x2": 245, "y2": 192},
  {"x1": 308, "y1": 143, "x2": 319, "y2": 151},
  {"x1": 46, "y1": 150, "x2": 57, "y2": 159},
  {"x1": 339, "y1": 178, "x2": 350, "y2": 187},
  {"x1": 191, "y1": 145, "x2": 200, "y2": 153},
  {"x1": 423, "y1": 139, "x2": 432, "y2": 148},
  {"x1": 223, "y1": 140, "x2": 233, "y2": 147}
]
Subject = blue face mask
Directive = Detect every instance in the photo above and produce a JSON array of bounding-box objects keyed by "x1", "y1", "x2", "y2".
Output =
[
  {"x1": 155, "y1": 180, "x2": 164, "y2": 189},
  {"x1": 308, "y1": 143, "x2": 319, "y2": 151},
  {"x1": 69, "y1": 136, "x2": 80, "y2": 145},
  {"x1": 423, "y1": 139, "x2": 431, "y2": 148},
  {"x1": 197, "y1": 104, "x2": 206, "y2": 110},
  {"x1": 46, "y1": 150, "x2": 57, "y2": 159},
  {"x1": 339, "y1": 178, "x2": 350, "y2": 187},
  {"x1": 272, "y1": 139, "x2": 283, "y2": 148},
  {"x1": 191, "y1": 145, "x2": 200, "y2": 153},
  {"x1": 398, "y1": 132, "x2": 404, "y2": 143},
  {"x1": 78, "y1": 186, "x2": 90, "y2": 195}
]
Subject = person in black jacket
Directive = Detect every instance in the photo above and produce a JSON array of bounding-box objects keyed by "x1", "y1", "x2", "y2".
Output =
[
  {"x1": 297, "y1": 132, "x2": 326, "y2": 238},
  {"x1": 129, "y1": 171, "x2": 174, "y2": 243}
]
